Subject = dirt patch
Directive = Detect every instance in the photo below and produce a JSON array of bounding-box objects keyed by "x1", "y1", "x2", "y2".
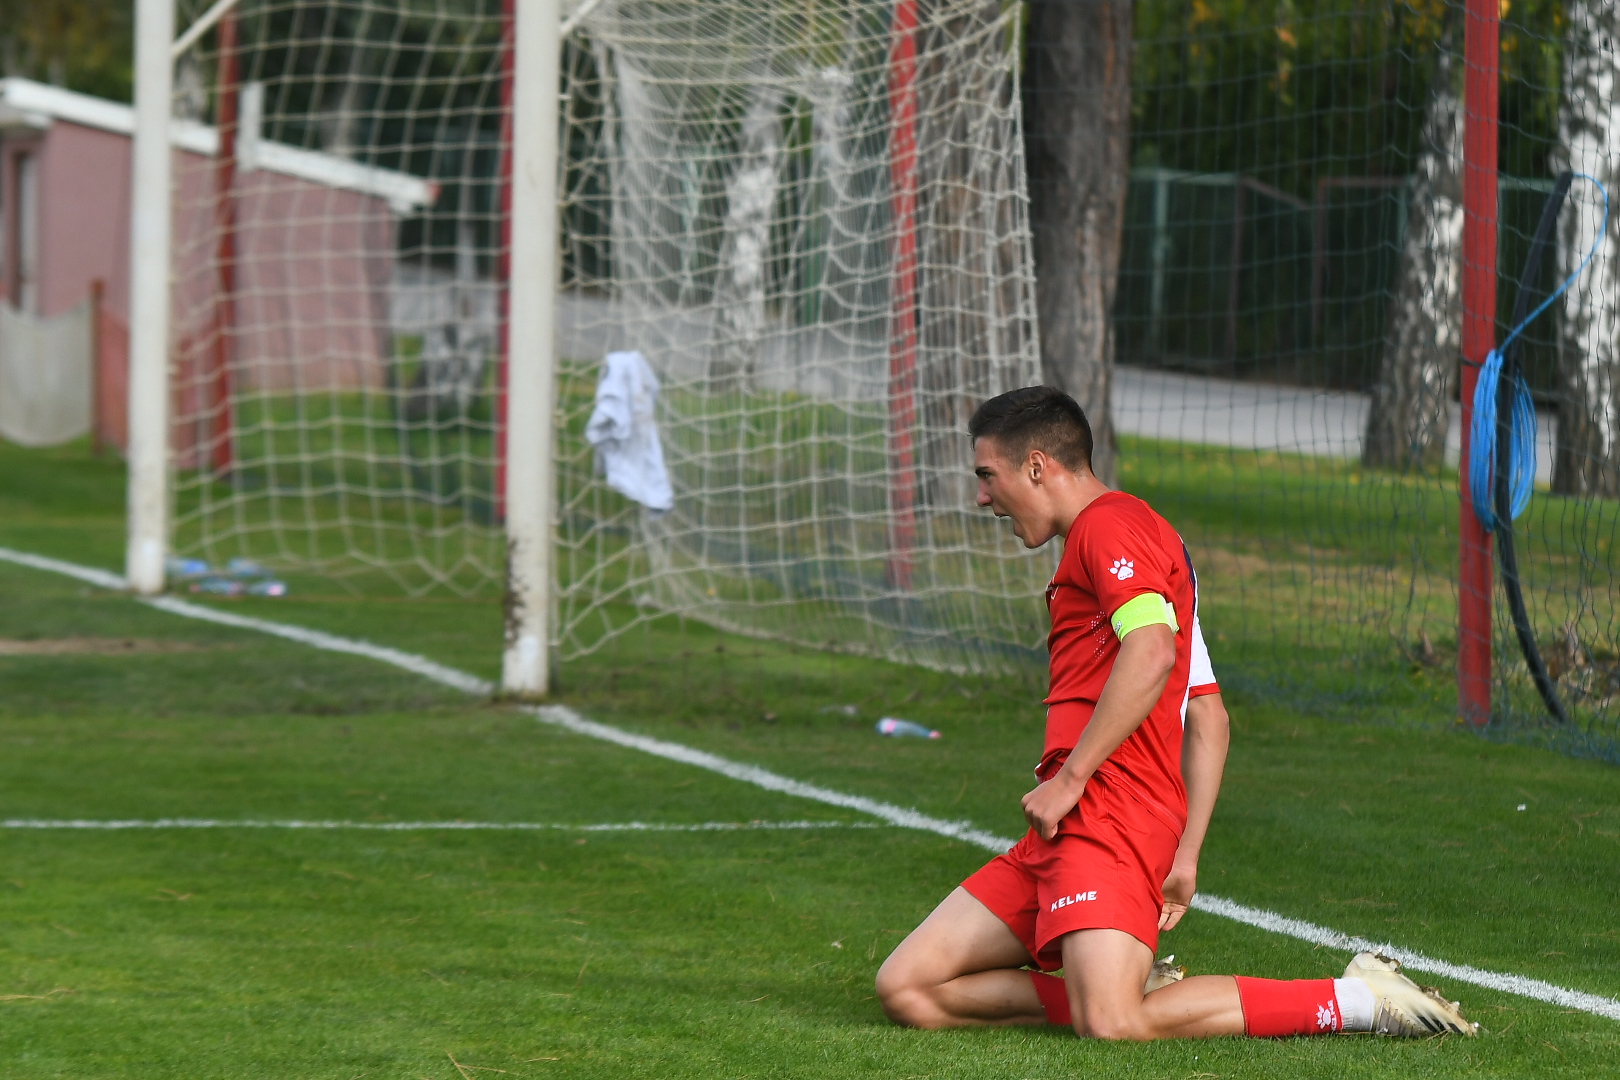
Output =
[{"x1": 0, "y1": 638, "x2": 215, "y2": 656}]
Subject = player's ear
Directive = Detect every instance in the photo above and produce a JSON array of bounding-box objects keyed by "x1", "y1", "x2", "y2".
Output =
[{"x1": 1027, "y1": 448, "x2": 1046, "y2": 484}]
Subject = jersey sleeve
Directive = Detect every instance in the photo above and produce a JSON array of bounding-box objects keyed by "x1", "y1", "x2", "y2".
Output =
[
  {"x1": 1188, "y1": 614, "x2": 1220, "y2": 696},
  {"x1": 1076, "y1": 500, "x2": 1177, "y2": 623}
]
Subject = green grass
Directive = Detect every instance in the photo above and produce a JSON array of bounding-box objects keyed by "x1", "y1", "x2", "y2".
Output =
[{"x1": 2, "y1": 440, "x2": 1619, "y2": 1076}]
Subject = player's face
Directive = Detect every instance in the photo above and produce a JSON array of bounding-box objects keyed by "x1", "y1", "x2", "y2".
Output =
[{"x1": 973, "y1": 437, "x2": 1052, "y2": 548}]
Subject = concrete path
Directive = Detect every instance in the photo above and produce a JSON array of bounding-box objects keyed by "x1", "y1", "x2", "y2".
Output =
[{"x1": 1112, "y1": 366, "x2": 1558, "y2": 484}]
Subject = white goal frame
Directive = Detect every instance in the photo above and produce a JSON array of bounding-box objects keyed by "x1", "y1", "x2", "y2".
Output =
[{"x1": 127, "y1": 0, "x2": 562, "y2": 695}]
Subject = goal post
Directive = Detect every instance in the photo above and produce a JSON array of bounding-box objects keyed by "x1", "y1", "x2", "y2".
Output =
[
  {"x1": 501, "y1": 0, "x2": 563, "y2": 696},
  {"x1": 127, "y1": 0, "x2": 177, "y2": 595}
]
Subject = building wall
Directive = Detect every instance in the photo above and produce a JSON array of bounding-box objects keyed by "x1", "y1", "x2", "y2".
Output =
[
  {"x1": 170, "y1": 149, "x2": 397, "y2": 397},
  {"x1": 0, "y1": 118, "x2": 399, "y2": 453},
  {"x1": 36, "y1": 120, "x2": 132, "y2": 322}
]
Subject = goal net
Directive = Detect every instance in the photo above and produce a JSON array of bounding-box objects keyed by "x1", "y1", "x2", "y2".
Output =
[{"x1": 168, "y1": 0, "x2": 1050, "y2": 675}]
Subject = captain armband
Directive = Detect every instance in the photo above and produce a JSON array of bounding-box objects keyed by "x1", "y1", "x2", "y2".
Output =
[{"x1": 1110, "y1": 592, "x2": 1179, "y2": 641}]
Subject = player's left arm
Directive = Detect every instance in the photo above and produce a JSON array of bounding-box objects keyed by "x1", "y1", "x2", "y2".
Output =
[
  {"x1": 1159, "y1": 691, "x2": 1229, "y2": 931},
  {"x1": 1021, "y1": 621, "x2": 1176, "y2": 840}
]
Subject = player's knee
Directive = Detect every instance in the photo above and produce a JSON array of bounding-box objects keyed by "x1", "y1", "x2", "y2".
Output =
[
  {"x1": 1074, "y1": 1007, "x2": 1148, "y2": 1042},
  {"x1": 874, "y1": 961, "x2": 944, "y2": 1028}
]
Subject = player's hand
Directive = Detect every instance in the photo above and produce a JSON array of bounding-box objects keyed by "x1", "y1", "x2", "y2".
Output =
[
  {"x1": 1158, "y1": 859, "x2": 1197, "y2": 931},
  {"x1": 1021, "y1": 773, "x2": 1085, "y2": 841}
]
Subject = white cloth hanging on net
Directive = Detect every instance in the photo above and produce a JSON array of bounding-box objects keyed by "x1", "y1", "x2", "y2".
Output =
[
  {"x1": 0, "y1": 299, "x2": 93, "y2": 448},
  {"x1": 584, "y1": 350, "x2": 673, "y2": 512}
]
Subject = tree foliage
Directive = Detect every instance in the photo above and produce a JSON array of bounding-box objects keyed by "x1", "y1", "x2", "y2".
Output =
[{"x1": 1, "y1": 0, "x2": 133, "y2": 102}]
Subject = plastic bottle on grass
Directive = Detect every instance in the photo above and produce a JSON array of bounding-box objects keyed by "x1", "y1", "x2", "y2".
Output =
[
  {"x1": 875, "y1": 717, "x2": 939, "y2": 739},
  {"x1": 166, "y1": 557, "x2": 211, "y2": 579}
]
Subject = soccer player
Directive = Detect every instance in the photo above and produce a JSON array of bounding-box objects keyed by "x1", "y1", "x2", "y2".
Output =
[{"x1": 875, "y1": 386, "x2": 1476, "y2": 1040}]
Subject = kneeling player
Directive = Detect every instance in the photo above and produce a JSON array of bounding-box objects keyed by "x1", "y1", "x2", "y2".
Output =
[{"x1": 875, "y1": 387, "x2": 1475, "y2": 1040}]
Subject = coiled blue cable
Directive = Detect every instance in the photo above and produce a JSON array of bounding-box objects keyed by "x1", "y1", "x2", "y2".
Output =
[
  {"x1": 1468, "y1": 350, "x2": 1537, "y2": 530},
  {"x1": 1469, "y1": 174, "x2": 1609, "y2": 532}
]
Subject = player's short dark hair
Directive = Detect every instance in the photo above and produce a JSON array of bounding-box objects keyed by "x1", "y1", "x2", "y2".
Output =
[{"x1": 967, "y1": 385, "x2": 1093, "y2": 472}]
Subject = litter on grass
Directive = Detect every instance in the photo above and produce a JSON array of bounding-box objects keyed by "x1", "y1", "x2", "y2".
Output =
[
  {"x1": 875, "y1": 717, "x2": 940, "y2": 739},
  {"x1": 167, "y1": 556, "x2": 288, "y2": 597}
]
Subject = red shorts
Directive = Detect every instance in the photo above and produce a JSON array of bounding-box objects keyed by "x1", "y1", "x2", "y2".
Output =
[{"x1": 962, "y1": 770, "x2": 1179, "y2": 970}]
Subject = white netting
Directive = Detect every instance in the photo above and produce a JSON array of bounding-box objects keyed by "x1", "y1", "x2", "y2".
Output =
[{"x1": 170, "y1": 0, "x2": 1051, "y2": 674}]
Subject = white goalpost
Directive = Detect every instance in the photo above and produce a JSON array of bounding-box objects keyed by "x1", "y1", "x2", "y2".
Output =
[
  {"x1": 132, "y1": 0, "x2": 1050, "y2": 690},
  {"x1": 502, "y1": 0, "x2": 563, "y2": 694},
  {"x1": 127, "y1": 0, "x2": 178, "y2": 595}
]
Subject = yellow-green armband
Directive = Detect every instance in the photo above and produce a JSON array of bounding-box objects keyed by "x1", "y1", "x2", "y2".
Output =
[{"x1": 1110, "y1": 592, "x2": 1178, "y2": 640}]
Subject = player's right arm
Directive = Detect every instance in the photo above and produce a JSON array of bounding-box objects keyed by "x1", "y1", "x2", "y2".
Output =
[{"x1": 1021, "y1": 621, "x2": 1177, "y2": 840}]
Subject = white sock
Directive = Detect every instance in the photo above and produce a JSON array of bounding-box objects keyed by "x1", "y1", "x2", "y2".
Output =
[{"x1": 1333, "y1": 977, "x2": 1376, "y2": 1033}]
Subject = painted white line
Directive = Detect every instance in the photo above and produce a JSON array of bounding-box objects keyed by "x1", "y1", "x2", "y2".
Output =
[
  {"x1": 531, "y1": 704, "x2": 1016, "y2": 851},
  {"x1": 0, "y1": 818, "x2": 876, "y2": 833},
  {"x1": 1192, "y1": 894, "x2": 1620, "y2": 1021},
  {"x1": 3, "y1": 545, "x2": 1618, "y2": 1023},
  {"x1": 0, "y1": 547, "x2": 127, "y2": 591},
  {"x1": 0, "y1": 548, "x2": 492, "y2": 695},
  {"x1": 141, "y1": 595, "x2": 494, "y2": 696}
]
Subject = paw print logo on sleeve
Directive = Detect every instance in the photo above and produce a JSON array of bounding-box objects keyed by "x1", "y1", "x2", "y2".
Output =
[{"x1": 1109, "y1": 558, "x2": 1135, "y2": 580}]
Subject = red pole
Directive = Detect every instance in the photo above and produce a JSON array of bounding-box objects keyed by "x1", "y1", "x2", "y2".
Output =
[
  {"x1": 886, "y1": 0, "x2": 920, "y2": 593},
  {"x1": 90, "y1": 278, "x2": 105, "y2": 456},
  {"x1": 1458, "y1": 0, "x2": 1499, "y2": 729},
  {"x1": 494, "y1": 0, "x2": 515, "y2": 524},
  {"x1": 209, "y1": 13, "x2": 239, "y2": 475}
]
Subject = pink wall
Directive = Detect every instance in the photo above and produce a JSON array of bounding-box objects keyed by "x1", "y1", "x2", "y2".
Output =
[
  {"x1": 0, "y1": 118, "x2": 399, "y2": 454},
  {"x1": 170, "y1": 151, "x2": 396, "y2": 396},
  {"x1": 36, "y1": 120, "x2": 132, "y2": 322}
]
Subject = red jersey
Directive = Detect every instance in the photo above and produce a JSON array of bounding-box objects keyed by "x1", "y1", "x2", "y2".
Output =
[{"x1": 1040, "y1": 491, "x2": 1193, "y2": 834}]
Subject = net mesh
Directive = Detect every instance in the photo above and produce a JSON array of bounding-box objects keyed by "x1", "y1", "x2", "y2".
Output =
[
  {"x1": 164, "y1": 0, "x2": 1620, "y2": 761},
  {"x1": 1116, "y1": 0, "x2": 1619, "y2": 762},
  {"x1": 170, "y1": 0, "x2": 1051, "y2": 674},
  {"x1": 170, "y1": 0, "x2": 507, "y2": 595}
]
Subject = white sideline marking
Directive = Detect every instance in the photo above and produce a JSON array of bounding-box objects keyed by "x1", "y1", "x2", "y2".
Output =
[
  {"x1": 2, "y1": 545, "x2": 1617, "y2": 1023},
  {"x1": 141, "y1": 595, "x2": 494, "y2": 696},
  {"x1": 0, "y1": 547, "x2": 127, "y2": 591},
  {"x1": 1192, "y1": 894, "x2": 1620, "y2": 1021},
  {"x1": 529, "y1": 704, "x2": 1016, "y2": 851},
  {"x1": 1, "y1": 818, "x2": 875, "y2": 833},
  {"x1": 0, "y1": 546, "x2": 492, "y2": 695}
]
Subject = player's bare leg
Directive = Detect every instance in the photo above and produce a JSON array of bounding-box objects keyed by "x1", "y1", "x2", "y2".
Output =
[
  {"x1": 1060, "y1": 927, "x2": 1244, "y2": 1040},
  {"x1": 875, "y1": 888, "x2": 1046, "y2": 1028},
  {"x1": 1055, "y1": 928, "x2": 1477, "y2": 1040}
]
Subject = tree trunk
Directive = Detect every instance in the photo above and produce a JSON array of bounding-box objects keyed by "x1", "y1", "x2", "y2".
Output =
[
  {"x1": 1362, "y1": 26, "x2": 1462, "y2": 471},
  {"x1": 1022, "y1": 0, "x2": 1131, "y2": 485},
  {"x1": 713, "y1": 88, "x2": 783, "y2": 391},
  {"x1": 1552, "y1": 1, "x2": 1620, "y2": 496}
]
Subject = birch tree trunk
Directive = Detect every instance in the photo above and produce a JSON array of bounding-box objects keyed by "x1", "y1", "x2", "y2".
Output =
[
  {"x1": 713, "y1": 89, "x2": 783, "y2": 390},
  {"x1": 1552, "y1": 1, "x2": 1620, "y2": 496},
  {"x1": 1362, "y1": 29, "x2": 1462, "y2": 471},
  {"x1": 1022, "y1": 0, "x2": 1131, "y2": 485}
]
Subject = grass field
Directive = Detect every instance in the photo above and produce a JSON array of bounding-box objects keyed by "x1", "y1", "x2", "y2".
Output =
[{"x1": 2, "y1": 440, "x2": 1619, "y2": 1077}]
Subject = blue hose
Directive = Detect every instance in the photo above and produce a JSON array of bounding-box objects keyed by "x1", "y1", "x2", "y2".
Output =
[
  {"x1": 1468, "y1": 350, "x2": 1536, "y2": 531},
  {"x1": 1469, "y1": 174, "x2": 1608, "y2": 532}
]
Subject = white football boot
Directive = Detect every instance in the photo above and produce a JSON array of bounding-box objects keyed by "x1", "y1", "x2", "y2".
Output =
[
  {"x1": 1144, "y1": 954, "x2": 1186, "y2": 994},
  {"x1": 1343, "y1": 951, "x2": 1479, "y2": 1036}
]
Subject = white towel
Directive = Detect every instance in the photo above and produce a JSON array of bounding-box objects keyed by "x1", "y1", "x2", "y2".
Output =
[{"x1": 584, "y1": 350, "x2": 673, "y2": 512}]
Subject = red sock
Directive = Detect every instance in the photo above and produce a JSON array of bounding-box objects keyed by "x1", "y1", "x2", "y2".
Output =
[
  {"x1": 1030, "y1": 971, "x2": 1071, "y2": 1026},
  {"x1": 1234, "y1": 977, "x2": 1344, "y2": 1037}
]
